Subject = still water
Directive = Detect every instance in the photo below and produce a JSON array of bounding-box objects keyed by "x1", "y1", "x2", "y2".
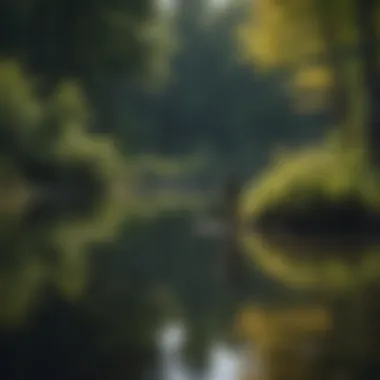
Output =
[
  {"x1": 157, "y1": 322, "x2": 244, "y2": 380},
  {"x1": 0, "y1": 164, "x2": 251, "y2": 380}
]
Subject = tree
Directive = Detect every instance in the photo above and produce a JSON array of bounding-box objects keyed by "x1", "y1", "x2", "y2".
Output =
[
  {"x1": 237, "y1": 0, "x2": 380, "y2": 153},
  {"x1": 238, "y1": 1, "x2": 380, "y2": 372},
  {"x1": 0, "y1": 60, "x2": 128, "y2": 325},
  {"x1": 0, "y1": 0, "x2": 174, "y2": 86},
  {"x1": 118, "y1": 0, "x2": 327, "y2": 177},
  {"x1": 237, "y1": 0, "x2": 380, "y2": 287},
  {"x1": 235, "y1": 305, "x2": 332, "y2": 380},
  {"x1": 0, "y1": 0, "x2": 177, "y2": 138}
]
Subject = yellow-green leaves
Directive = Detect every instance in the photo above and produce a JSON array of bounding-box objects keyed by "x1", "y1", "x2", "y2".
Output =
[
  {"x1": 49, "y1": 81, "x2": 92, "y2": 127},
  {"x1": 239, "y1": 144, "x2": 380, "y2": 292},
  {"x1": 0, "y1": 60, "x2": 41, "y2": 134},
  {"x1": 236, "y1": 0, "x2": 365, "y2": 112},
  {"x1": 0, "y1": 60, "x2": 128, "y2": 325}
]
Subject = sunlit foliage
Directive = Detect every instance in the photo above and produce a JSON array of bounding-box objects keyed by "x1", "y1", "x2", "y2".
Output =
[
  {"x1": 235, "y1": 0, "x2": 380, "y2": 294},
  {"x1": 235, "y1": 305, "x2": 332, "y2": 380},
  {"x1": 236, "y1": 305, "x2": 331, "y2": 343},
  {"x1": 239, "y1": 141, "x2": 380, "y2": 292},
  {"x1": 236, "y1": 0, "x2": 364, "y2": 112}
]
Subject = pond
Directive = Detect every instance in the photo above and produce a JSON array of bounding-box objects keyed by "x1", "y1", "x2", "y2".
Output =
[
  {"x1": 0, "y1": 166, "x2": 258, "y2": 380},
  {"x1": 156, "y1": 322, "x2": 244, "y2": 380}
]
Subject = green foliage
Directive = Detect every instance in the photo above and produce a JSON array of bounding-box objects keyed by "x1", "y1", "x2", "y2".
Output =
[
  {"x1": 117, "y1": 0, "x2": 327, "y2": 179},
  {"x1": 236, "y1": 0, "x2": 380, "y2": 291},
  {"x1": 0, "y1": 1, "x2": 352, "y2": 378},
  {"x1": 0, "y1": 0, "x2": 175, "y2": 84},
  {"x1": 0, "y1": 59, "x2": 129, "y2": 325},
  {"x1": 240, "y1": 143, "x2": 380, "y2": 292}
]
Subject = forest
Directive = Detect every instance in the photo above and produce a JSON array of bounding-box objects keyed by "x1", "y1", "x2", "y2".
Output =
[{"x1": 1, "y1": 0, "x2": 380, "y2": 379}]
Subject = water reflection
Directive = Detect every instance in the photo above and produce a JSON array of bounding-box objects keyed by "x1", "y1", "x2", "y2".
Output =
[
  {"x1": 157, "y1": 322, "x2": 241, "y2": 380},
  {"x1": 158, "y1": 322, "x2": 189, "y2": 380},
  {"x1": 206, "y1": 342, "x2": 243, "y2": 380},
  {"x1": 0, "y1": 143, "x2": 230, "y2": 380}
]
